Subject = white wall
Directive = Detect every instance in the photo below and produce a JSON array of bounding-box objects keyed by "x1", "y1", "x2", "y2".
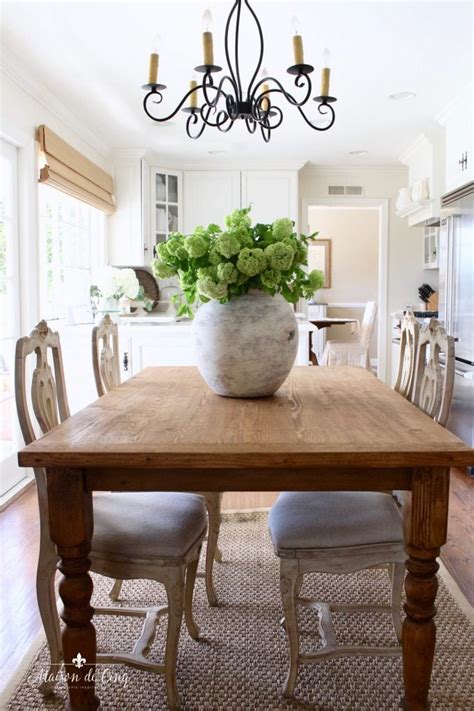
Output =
[
  {"x1": 300, "y1": 165, "x2": 433, "y2": 376},
  {"x1": 0, "y1": 63, "x2": 111, "y2": 332}
]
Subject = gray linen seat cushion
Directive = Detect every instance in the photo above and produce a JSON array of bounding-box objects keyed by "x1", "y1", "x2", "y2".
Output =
[
  {"x1": 268, "y1": 492, "x2": 403, "y2": 552},
  {"x1": 91, "y1": 492, "x2": 207, "y2": 561}
]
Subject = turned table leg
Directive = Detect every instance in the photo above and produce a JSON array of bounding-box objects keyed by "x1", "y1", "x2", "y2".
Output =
[
  {"x1": 402, "y1": 467, "x2": 450, "y2": 711},
  {"x1": 46, "y1": 468, "x2": 99, "y2": 710}
]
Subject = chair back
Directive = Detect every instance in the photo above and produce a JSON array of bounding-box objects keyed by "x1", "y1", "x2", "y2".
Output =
[
  {"x1": 412, "y1": 319, "x2": 455, "y2": 427},
  {"x1": 394, "y1": 312, "x2": 420, "y2": 400},
  {"x1": 15, "y1": 321, "x2": 71, "y2": 536},
  {"x1": 92, "y1": 314, "x2": 121, "y2": 397},
  {"x1": 359, "y1": 301, "x2": 378, "y2": 348}
]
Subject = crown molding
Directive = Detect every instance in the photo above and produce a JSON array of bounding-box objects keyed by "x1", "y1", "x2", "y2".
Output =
[
  {"x1": 398, "y1": 133, "x2": 432, "y2": 166},
  {"x1": 435, "y1": 83, "x2": 472, "y2": 126},
  {"x1": 0, "y1": 44, "x2": 111, "y2": 160},
  {"x1": 180, "y1": 159, "x2": 308, "y2": 171},
  {"x1": 302, "y1": 163, "x2": 407, "y2": 175}
]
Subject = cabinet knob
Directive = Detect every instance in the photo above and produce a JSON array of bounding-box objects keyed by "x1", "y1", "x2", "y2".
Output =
[{"x1": 123, "y1": 352, "x2": 129, "y2": 372}]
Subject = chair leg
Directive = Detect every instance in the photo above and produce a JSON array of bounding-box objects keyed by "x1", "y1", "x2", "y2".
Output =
[
  {"x1": 184, "y1": 553, "x2": 201, "y2": 641},
  {"x1": 108, "y1": 578, "x2": 123, "y2": 601},
  {"x1": 204, "y1": 493, "x2": 222, "y2": 607},
  {"x1": 280, "y1": 560, "x2": 300, "y2": 699},
  {"x1": 389, "y1": 562, "x2": 405, "y2": 643},
  {"x1": 214, "y1": 544, "x2": 223, "y2": 563},
  {"x1": 36, "y1": 553, "x2": 62, "y2": 695},
  {"x1": 163, "y1": 567, "x2": 185, "y2": 711}
]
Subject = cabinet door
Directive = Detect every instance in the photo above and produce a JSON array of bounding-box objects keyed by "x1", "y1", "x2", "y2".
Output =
[
  {"x1": 241, "y1": 171, "x2": 298, "y2": 227},
  {"x1": 183, "y1": 171, "x2": 241, "y2": 232},
  {"x1": 150, "y1": 169, "x2": 183, "y2": 253},
  {"x1": 444, "y1": 92, "x2": 473, "y2": 192}
]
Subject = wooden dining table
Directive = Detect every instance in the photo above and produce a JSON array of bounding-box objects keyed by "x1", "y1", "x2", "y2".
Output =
[
  {"x1": 308, "y1": 317, "x2": 359, "y2": 364},
  {"x1": 18, "y1": 365, "x2": 473, "y2": 711}
]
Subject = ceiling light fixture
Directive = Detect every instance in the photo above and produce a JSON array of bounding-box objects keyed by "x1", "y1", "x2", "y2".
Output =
[
  {"x1": 348, "y1": 150, "x2": 368, "y2": 156},
  {"x1": 141, "y1": 0, "x2": 337, "y2": 142},
  {"x1": 388, "y1": 91, "x2": 416, "y2": 102}
]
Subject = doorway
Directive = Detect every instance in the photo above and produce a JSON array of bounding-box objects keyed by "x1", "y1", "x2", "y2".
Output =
[{"x1": 304, "y1": 198, "x2": 389, "y2": 380}]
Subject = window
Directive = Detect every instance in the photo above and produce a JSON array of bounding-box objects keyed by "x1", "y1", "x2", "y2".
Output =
[
  {"x1": 0, "y1": 138, "x2": 23, "y2": 500},
  {"x1": 39, "y1": 184, "x2": 107, "y2": 323}
]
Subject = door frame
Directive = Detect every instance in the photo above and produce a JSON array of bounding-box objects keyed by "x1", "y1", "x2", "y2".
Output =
[{"x1": 303, "y1": 196, "x2": 389, "y2": 383}]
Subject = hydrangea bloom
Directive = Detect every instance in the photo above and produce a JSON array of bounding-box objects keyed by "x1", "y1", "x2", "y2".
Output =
[
  {"x1": 272, "y1": 217, "x2": 294, "y2": 242},
  {"x1": 236, "y1": 247, "x2": 267, "y2": 276},
  {"x1": 97, "y1": 267, "x2": 139, "y2": 300},
  {"x1": 215, "y1": 232, "x2": 241, "y2": 258},
  {"x1": 197, "y1": 276, "x2": 228, "y2": 300},
  {"x1": 225, "y1": 207, "x2": 252, "y2": 231},
  {"x1": 260, "y1": 269, "x2": 281, "y2": 289},
  {"x1": 153, "y1": 261, "x2": 177, "y2": 279},
  {"x1": 166, "y1": 234, "x2": 188, "y2": 261},
  {"x1": 217, "y1": 262, "x2": 239, "y2": 284},
  {"x1": 307, "y1": 269, "x2": 325, "y2": 292},
  {"x1": 265, "y1": 242, "x2": 294, "y2": 272},
  {"x1": 184, "y1": 234, "x2": 208, "y2": 258}
]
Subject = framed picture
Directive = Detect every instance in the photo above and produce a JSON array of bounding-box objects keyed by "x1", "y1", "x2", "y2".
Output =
[{"x1": 308, "y1": 238, "x2": 332, "y2": 288}]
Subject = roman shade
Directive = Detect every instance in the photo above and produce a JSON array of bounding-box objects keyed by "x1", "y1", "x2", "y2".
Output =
[{"x1": 37, "y1": 125, "x2": 115, "y2": 214}]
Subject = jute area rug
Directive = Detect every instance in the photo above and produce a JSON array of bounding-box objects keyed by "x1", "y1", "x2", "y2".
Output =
[{"x1": 5, "y1": 512, "x2": 474, "y2": 710}]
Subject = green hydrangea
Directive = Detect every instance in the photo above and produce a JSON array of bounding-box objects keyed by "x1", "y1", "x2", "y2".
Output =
[
  {"x1": 215, "y1": 232, "x2": 241, "y2": 258},
  {"x1": 157, "y1": 241, "x2": 171, "y2": 261},
  {"x1": 225, "y1": 207, "x2": 252, "y2": 231},
  {"x1": 197, "y1": 276, "x2": 228, "y2": 300},
  {"x1": 152, "y1": 260, "x2": 177, "y2": 279},
  {"x1": 208, "y1": 245, "x2": 223, "y2": 266},
  {"x1": 165, "y1": 234, "x2": 188, "y2": 261},
  {"x1": 272, "y1": 217, "x2": 294, "y2": 242},
  {"x1": 307, "y1": 269, "x2": 325, "y2": 292},
  {"x1": 230, "y1": 225, "x2": 253, "y2": 248},
  {"x1": 197, "y1": 266, "x2": 217, "y2": 281},
  {"x1": 236, "y1": 247, "x2": 267, "y2": 276},
  {"x1": 265, "y1": 242, "x2": 294, "y2": 271},
  {"x1": 260, "y1": 269, "x2": 281, "y2": 289},
  {"x1": 217, "y1": 262, "x2": 239, "y2": 284},
  {"x1": 184, "y1": 234, "x2": 208, "y2": 258}
]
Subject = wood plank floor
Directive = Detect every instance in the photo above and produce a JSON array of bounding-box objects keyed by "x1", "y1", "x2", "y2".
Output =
[{"x1": 1, "y1": 472, "x2": 472, "y2": 694}]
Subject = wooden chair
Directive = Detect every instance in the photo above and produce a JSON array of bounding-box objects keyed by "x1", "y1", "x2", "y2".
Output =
[
  {"x1": 321, "y1": 301, "x2": 377, "y2": 369},
  {"x1": 92, "y1": 314, "x2": 223, "y2": 607},
  {"x1": 268, "y1": 317, "x2": 455, "y2": 700},
  {"x1": 394, "y1": 312, "x2": 420, "y2": 400},
  {"x1": 16, "y1": 321, "x2": 207, "y2": 710}
]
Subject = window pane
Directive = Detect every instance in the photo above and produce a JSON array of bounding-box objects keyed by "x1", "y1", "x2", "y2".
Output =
[
  {"x1": 168, "y1": 175, "x2": 178, "y2": 203},
  {"x1": 156, "y1": 205, "x2": 167, "y2": 232},
  {"x1": 168, "y1": 205, "x2": 179, "y2": 232},
  {"x1": 155, "y1": 174, "x2": 166, "y2": 202}
]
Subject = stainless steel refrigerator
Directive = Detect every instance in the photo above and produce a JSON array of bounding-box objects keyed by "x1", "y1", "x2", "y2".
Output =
[{"x1": 438, "y1": 181, "x2": 474, "y2": 468}]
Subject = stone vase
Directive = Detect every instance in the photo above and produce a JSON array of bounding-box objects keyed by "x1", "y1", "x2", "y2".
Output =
[{"x1": 193, "y1": 291, "x2": 298, "y2": 398}]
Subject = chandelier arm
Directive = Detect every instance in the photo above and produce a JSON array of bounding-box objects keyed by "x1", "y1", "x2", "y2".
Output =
[
  {"x1": 224, "y1": 0, "x2": 241, "y2": 101},
  {"x1": 245, "y1": 117, "x2": 257, "y2": 134},
  {"x1": 185, "y1": 111, "x2": 207, "y2": 140},
  {"x1": 143, "y1": 86, "x2": 204, "y2": 122},
  {"x1": 250, "y1": 74, "x2": 312, "y2": 108},
  {"x1": 244, "y1": 0, "x2": 265, "y2": 100},
  {"x1": 254, "y1": 104, "x2": 284, "y2": 130},
  {"x1": 202, "y1": 73, "x2": 238, "y2": 110},
  {"x1": 200, "y1": 104, "x2": 232, "y2": 129},
  {"x1": 260, "y1": 122, "x2": 271, "y2": 143},
  {"x1": 297, "y1": 101, "x2": 336, "y2": 131},
  {"x1": 233, "y1": 0, "x2": 243, "y2": 101}
]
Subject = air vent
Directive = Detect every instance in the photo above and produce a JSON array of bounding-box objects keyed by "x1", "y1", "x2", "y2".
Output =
[{"x1": 328, "y1": 185, "x2": 364, "y2": 196}]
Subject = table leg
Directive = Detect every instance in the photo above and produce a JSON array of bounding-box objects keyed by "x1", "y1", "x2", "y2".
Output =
[
  {"x1": 402, "y1": 467, "x2": 450, "y2": 711},
  {"x1": 309, "y1": 332, "x2": 319, "y2": 366},
  {"x1": 46, "y1": 468, "x2": 99, "y2": 710}
]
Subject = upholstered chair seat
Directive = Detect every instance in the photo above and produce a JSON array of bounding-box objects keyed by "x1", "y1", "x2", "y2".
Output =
[
  {"x1": 92, "y1": 492, "x2": 207, "y2": 562},
  {"x1": 269, "y1": 492, "x2": 403, "y2": 553}
]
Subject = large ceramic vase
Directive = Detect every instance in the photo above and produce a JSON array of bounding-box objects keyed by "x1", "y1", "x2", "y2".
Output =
[{"x1": 193, "y1": 291, "x2": 298, "y2": 398}]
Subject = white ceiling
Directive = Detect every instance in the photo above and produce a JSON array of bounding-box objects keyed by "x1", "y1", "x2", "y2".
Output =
[{"x1": 1, "y1": 0, "x2": 472, "y2": 165}]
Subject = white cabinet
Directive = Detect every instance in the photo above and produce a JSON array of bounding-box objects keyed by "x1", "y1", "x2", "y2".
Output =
[
  {"x1": 184, "y1": 171, "x2": 241, "y2": 232},
  {"x1": 241, "y1": 170, "x2": 298, "y2": 226},
  {"x1": 149, "y1": 168, "x2": 183, "y2": 254},
  {"x1": 438, "y1": 87, "x2": 473, "y2": 193},
  {"x1": 423, "y1": 224, "x2": 439, "y2": 269},
  {"x1": 183, "y1": 169, "x2": 299, "y2": 232}
]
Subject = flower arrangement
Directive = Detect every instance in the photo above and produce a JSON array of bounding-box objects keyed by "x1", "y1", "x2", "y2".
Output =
[
  {"x1": 152, "y1": 208, "x2": 324, "y2": 318},
  {"x1": 91, "y1": 267, "x2": 153, "y2": 313}
]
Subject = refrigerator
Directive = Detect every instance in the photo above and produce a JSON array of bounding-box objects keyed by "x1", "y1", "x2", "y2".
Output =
[{"x1": 438, "y1": 181, "x2": 474, "y2": 470}]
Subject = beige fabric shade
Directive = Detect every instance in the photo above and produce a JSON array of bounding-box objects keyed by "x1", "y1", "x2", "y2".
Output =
[{"x1": 37, "y1": 125, "x2": 115, "y2": 214}]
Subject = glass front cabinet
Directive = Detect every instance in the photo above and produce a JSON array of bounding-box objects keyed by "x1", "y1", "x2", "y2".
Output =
[{"x1": 150, "y1": 168, "x2": 183, "y2": 255}]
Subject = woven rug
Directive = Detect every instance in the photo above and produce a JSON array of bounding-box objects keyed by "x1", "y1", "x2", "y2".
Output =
[{"x1": 5, "y1": 512, "x2": 474, "y2": 710}]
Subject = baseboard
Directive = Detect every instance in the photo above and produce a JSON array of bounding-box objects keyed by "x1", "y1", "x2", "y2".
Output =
[
  {"x1": 438, "y1": 559, "x2": 473, "y2": 624},
  {"x1": 0, "y1": 627, "x2": 46, "y2": 704}
]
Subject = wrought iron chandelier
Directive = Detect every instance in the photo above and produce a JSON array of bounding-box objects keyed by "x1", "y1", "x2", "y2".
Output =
[{"x1": 141, "y1": 0, "x2": 337, "y2": 142}]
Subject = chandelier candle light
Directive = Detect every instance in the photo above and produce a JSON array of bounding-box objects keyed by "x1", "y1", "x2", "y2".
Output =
[{"x1": 142, "y1": 0, "x2": 337, "y2": 142}]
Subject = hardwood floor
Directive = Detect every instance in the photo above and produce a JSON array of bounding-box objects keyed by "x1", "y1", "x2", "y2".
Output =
[{"x1": 0, "y1": 472, "x2": 472, "y2": 694}]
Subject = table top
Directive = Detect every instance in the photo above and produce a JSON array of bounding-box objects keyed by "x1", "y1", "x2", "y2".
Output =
[
  {"x1": 310, "y1": 317, "x2": 358, "y2": 325},
  {"x1": 18, "y1": 366, "x2": 473, "y2": 471}
]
